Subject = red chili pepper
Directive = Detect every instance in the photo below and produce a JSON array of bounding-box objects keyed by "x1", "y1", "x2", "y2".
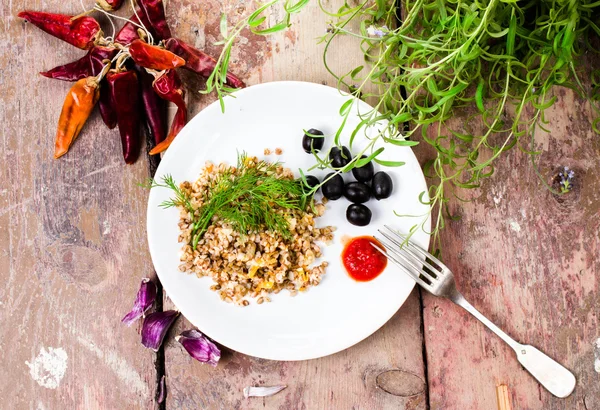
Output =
[
  {"x1": 138, "y1": 0, "x2": 172, "y2": 40},
  {"x1": 165, "y1": 38, "x2": 245, "y2": 89},
  {"x1": 149, "y1": 70, "x2": 187, "y2": 155},
  {"x1": 18, "y1": 11, "x2": 101, "y2": 50},
  {"x1": 98, "y1": 82, "x2": 118, "y2": 129},
  {"x1": 96, "y1": 0, "x2": 123, "y2": 12},
  {"x1": 41, "y1": 46, "x2": 116, "y2": 81},
  {"x1": 89, "y1": 48, "x2": 118, "y2": 129},
  {"x1": 106, "y1": 70, "x2": 142, "y2": 164},
  {"x1": 129, "y1": 39, "x2": 185, "y2": 71},
  {"x1": 137, "y1": 66, "x2": 167, "y2": 145},
  {"x1": 114, "y1": 15, "x2": 140, "y2": 45}
]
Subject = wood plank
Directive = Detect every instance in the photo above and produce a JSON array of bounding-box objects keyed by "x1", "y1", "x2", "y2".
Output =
[
  {"x1": 162, "y1": 1, "x2": 427, "y2": 409},
  {"x1": 1, "y1": 2, "x2": 158, "y2": 408},
  {"x1": 420, "y1": 80, "x2": 600, "y2": 407}
]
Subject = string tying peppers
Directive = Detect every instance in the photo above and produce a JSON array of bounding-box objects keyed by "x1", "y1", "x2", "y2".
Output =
[
  {"x1": 96, "y1": 0, "x2": 124, "y2": 12},
  {"x1": 19, "y1": 0, "x2": 246, "y2": 163}
]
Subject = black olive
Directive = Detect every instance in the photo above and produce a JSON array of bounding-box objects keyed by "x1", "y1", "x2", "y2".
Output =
[
  {"x1": 329, "y1": 146, "x2": 352, "y2": 169},
  {"x1": 372, "y1": 171, "x2": 393, "y2": 200},
  {"x1": 351, "y1": 155, "x2": 374, "y2": 182},
  {"x1": 302, "y1": 128, "x2": 324, "y2": 153},
  {"x1": 303, "y1": 175, "x2": 320, "y2": 192},
  {"x1": 321, "y1": 172, "x2": 343, "y2": 200},
  {"x1": 346, "y1": 204, "x2": 372, "y2": 226},
  {"x1": 343, "y1": 181, "x2": 370, "y2": 203}
]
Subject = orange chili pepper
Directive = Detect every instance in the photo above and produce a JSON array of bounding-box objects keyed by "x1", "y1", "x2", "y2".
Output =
[
  {"x1": 129, "y1": 39, "x2": 185, "y2": 71},
  {"x1": 54, "y1": 77, "x2": 100, "y2": 159}
]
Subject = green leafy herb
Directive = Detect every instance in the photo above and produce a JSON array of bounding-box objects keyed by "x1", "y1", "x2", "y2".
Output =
[
  {"x1": 202, "y1": 0, "x2": 600, "y2": 254},
  {"x1": 316, "y1": 0, "x2": 600, "y2": 252},
  {"x1": 154, "y1": 154, "x2": 306, "y2": 248},
  {"x1": 202, "y1": 0, "x2": 311, "y2": 111}
]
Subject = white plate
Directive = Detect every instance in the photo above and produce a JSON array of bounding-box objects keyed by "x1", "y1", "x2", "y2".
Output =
[{"x1": 147, "y1": 81, "x2": 430, "y2": 360}]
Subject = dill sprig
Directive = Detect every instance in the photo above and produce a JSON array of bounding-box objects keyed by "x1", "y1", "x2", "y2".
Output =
[
  {"x1": 153, "y1": 154, "x2": 306, "y2": 249},
  {"x1": 149, "y1": 175, "x2": 195, "y2": 213}
]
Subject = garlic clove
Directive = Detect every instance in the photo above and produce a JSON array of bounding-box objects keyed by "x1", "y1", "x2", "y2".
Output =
[
  {"x1": 243, "y1": 385, "x2": 287, "y2": 398},
  {"x1": 175, "y1": 329, "x2": 221, "y2": 367},
  {"x1": 122, "y1": 278, "x2": 157, "y2": 326},
  {"x1": 141, "y1": 310, "x2": 179, "y2": 351}
]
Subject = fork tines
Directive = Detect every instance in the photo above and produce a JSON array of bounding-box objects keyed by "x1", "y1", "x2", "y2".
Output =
[{"x1": 372, "y1": 226, "x2": 444, "y2": 288}]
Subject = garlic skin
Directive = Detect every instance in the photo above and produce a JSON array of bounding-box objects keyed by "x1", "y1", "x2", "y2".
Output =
[
  {"x1": 243, "y1": 385, "x2": 287, "y2": 398},
  {"x1": 176, "y1": 329, "x2": 221, "y2": 367},
  {"x1": 141, "y1": 310, "x2": 179, "y2": 351},
  {"x1": 122, "y1": 278, "x2": 157, "y2": 326},
  {"x1": 157, "y1": 375, "x2": 166, "y2": 404}
]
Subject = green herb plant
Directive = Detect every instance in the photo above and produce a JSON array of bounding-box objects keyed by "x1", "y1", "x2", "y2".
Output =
[{"x1": 203, "y1": 0, "x2": 600, "y2": 253}]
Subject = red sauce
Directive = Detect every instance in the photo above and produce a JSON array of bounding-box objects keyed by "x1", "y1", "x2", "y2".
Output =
[{"x1": 342, "y1": 236, "x2": 387, "y2": 282}]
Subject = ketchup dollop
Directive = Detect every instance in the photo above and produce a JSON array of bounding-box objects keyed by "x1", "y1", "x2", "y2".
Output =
[{"x1": 342, "y1": 236, "x2": 387, "y2": 281}]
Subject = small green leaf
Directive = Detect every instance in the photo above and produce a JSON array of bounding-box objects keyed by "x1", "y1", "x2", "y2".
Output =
[
  {"x1": 374, "y1": 158, "x2": 405, "y2": 167},
  {"x1": 248, "y1": 16, "x2": 266, "y2": 28},
  {"x1": 475, "y1": 80, "x2": 485, "y2": 113},
  {"x1": 383, "y1": 137, "x2": 419, "y2": 146},
  {"x1": 350, "y1": 65, "x2": 364, "y2": 80},
  {"x1": 506, "y1": 10, "x2": 516, "y2": 55},
  {"x1": 220, "y1": 14, "x2": 228, "y2": 38},
  {"x1": 356, "y1": 147, "x2": 384, "y2": 167},
  {"x1": 285, "y1": 0, "x2": 310, "y2": 14},
  {"x1": 253, "y1": 21, "x2": 290, "y2": 35},
  {"x1": 339, "y1": 98, "x2": 354, "y2": 116},
  {"x1": 391, "y1": 112, "x2": 413, "y2": 125}
]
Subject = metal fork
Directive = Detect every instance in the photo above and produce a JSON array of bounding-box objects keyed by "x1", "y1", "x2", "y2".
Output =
[{"x1": 373, "y1": 225, "x2": 576, "y2": 398}]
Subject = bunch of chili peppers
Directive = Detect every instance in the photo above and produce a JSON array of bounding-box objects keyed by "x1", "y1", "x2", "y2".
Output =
[{"x1": 19, "y1": 0, "x2": 244, "y2": 164}]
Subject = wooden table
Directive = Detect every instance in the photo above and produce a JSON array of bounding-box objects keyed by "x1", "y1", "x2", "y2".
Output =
[{"x1": 2, "y1": 1, "x2": 599, "y2": 409}]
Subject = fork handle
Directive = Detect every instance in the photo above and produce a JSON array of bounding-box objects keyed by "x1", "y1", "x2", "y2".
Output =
[{"x1": 451, "y1": 293, "x2": 576, "y2": 398}]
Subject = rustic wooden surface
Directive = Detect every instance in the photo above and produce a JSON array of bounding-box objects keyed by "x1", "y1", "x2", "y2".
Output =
[
  {"x1": 3, "y1": 0, "x2": 599, "y2": 409},
  {"x1": 418, "y1": 84, "x2": 600, "y2": 410},
  {"x1": 1, "y1": 2, "x2": 158, "y2": 409}
]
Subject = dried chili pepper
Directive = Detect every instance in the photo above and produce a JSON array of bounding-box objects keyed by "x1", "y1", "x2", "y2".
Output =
[
  {"x1": 106, "y1": 70, "x2": 142, "y2": 164},
  {"x1": 129, "y1": 40, "x2": 185, "y2": 70},
  {"x1": 89, "y1": 48, "x2": 118, "y2": 129},
  {"x1": 98, "y1": 83, "x2": 118, "y2": 129},
  {"x1": 114, "y1": 15, "x2": 141, "y2": 45},
  {"x1": 114, "y1": 11, "x2": 156, "y2": 45},
  {"x1": 96, "y1": 0, "x2": 123, "y2": 12},
  {"x1": 89, "y1": 48, "x2": 119, "y2": 129},
  {"x1": 165, "y1": 38, "x2": 245, "y2": 89},
  {"x1": 137, "y1": 0, "x2": 171, "y2": 40},
  {"x1": 18, "y1": 11, "x2": 101, "y2": 50},
  {"x1": 149, "y1": 70, "x2": 187, "y2": 155},
  {"x1": 40, "y1": 46, "x2": 118, "y2": 129},
  {"x1": 54, "y1": 77, "x2": 100, "y2": 158},
  {"x1": 40, "y1": 52, "x2": 90, "y2": 81},
  {"x1": 137, "y1": 66, "x2": 167, "y2": 145},
  {"x1": 41, "y1": 46, "x2": 116, "y2": 81}
]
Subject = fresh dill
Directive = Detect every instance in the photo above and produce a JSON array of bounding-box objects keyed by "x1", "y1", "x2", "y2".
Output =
[
  {"x1": 153, "y1": 153, "x2": 307, "y2": 249},
  {"x1": 149, "y1": 175, "x2": 195, "y2": 213}
]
